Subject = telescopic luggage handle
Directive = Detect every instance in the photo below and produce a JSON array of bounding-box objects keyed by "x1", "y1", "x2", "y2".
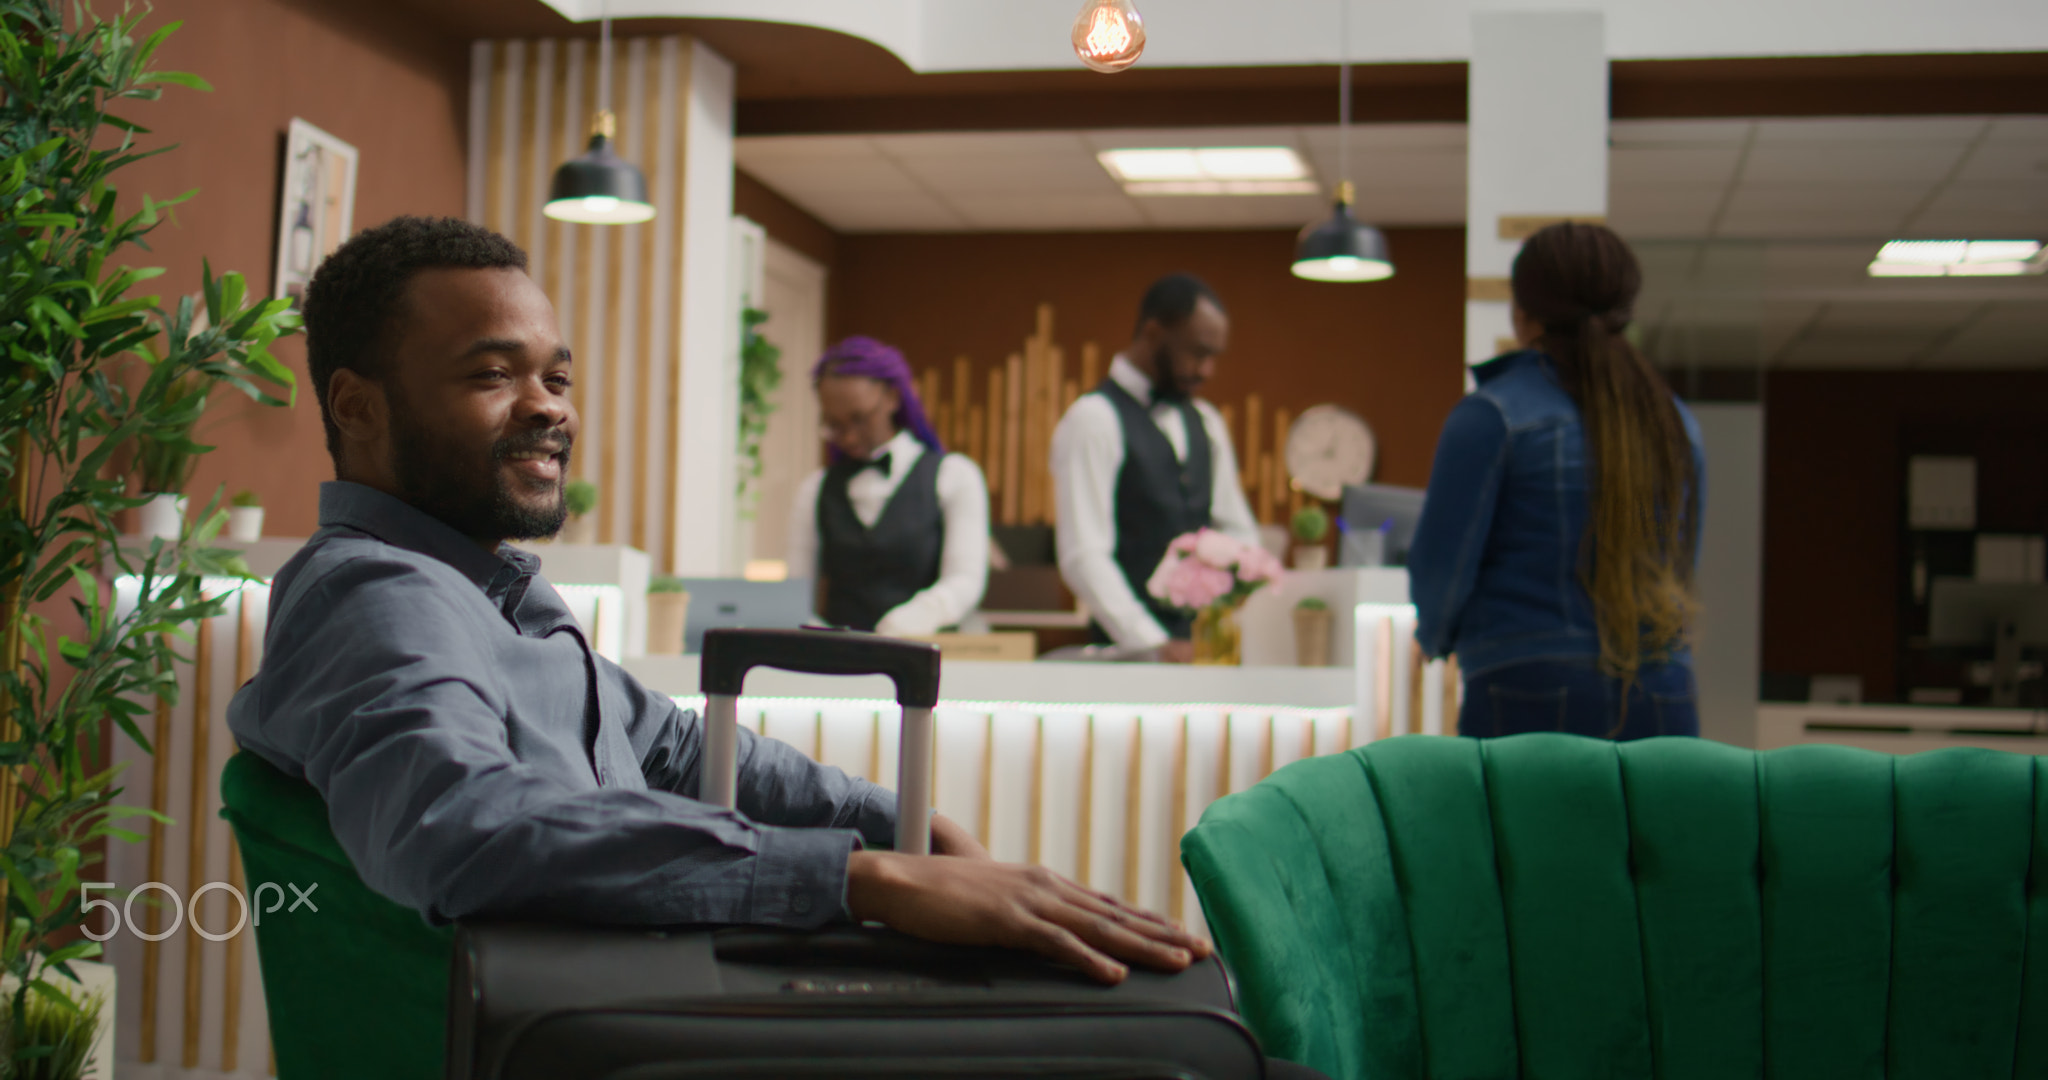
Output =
[{"x1": 699, "y1": 628, "x2": 942, "y2": 855}]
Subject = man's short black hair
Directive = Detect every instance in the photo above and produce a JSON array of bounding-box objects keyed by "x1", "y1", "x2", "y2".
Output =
[
  {"x1": 301, "y1": 215, "x2": 529, "y2": 466},
  {"x1": 1133, "y1": 272, "x2": 1224, "y2": 338}
]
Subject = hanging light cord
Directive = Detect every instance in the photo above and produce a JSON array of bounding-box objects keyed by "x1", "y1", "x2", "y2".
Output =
[
  {"x1": 590, "y1": 0, "x2": 614, "y2": 137},
  {"x1": 1337, "y1": 0, "x2": 1351, "y2": 201}
]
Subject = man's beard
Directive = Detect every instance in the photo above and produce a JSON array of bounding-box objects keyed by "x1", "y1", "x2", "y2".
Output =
[
  {"x1": 388, "y1": 392, "x2": 571, "y2": 543},
  {"x1": 1152, "y1": 344, "x2": 1195, "y2": 402}
]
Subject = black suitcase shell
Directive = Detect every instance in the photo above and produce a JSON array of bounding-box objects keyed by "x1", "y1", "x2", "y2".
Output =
[
  {"x1": 447, "y1": 630, "x2": 1265, "y2": 1079},
  {"x1": 447, "y1": 922, "x2": 1261, "y2": 1080}
]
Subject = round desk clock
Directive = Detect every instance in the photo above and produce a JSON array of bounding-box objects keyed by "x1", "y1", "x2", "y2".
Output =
[{"x1": 1285, "y1": 404, "x2": 1375, "y2": 501}]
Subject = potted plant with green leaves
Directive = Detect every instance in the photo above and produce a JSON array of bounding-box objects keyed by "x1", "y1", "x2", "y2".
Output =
[
  {"x1": 1293, "y1": 596, "x2": 1334, "y2": 668},
  {"x1": 130, "y1": 372, "x2": 209, "y2": 539},
  {"x1": 227, "y1": 489, "x2": 263, "y2": 542},
  {"x1": 736, "y1": 306, "x2": 781, "y2": 517},
  {"x1": 2, "y1": 2, "x2": 299, "y2": 1073},
  {"x1": 646, "y1": 575, "x2": 690, "y2": 655},
  {"x1": 1290, "y1": 503, "x2": 1332, "y2": 572},
  {"x1": 559, "y1": 478, "x2": 598, "y2": 544}
]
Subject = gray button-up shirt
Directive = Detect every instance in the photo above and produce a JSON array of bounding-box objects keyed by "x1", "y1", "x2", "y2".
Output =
[{"x1": 227, "y1": 481, "x2": 896, "y2": 927}]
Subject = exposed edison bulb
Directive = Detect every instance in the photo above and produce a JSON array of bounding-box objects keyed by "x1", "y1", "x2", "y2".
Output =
[{"x1": 1071, "y1": 0, "x2": 1145, "y2": 73}]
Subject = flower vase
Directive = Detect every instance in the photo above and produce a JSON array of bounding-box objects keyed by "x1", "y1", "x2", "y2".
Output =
[{"x1": 1191, "y1": 603, "x2": 1244, "y2": 666}]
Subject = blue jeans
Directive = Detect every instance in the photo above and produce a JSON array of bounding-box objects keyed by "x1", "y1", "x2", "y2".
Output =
[{"x1": 1459, "y1": 658, "x2": 1698, "y2": 741}]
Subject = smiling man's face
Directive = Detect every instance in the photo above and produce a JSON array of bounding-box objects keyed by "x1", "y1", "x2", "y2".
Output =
[{"x1": 377, "y1": 266, "x2": 578, "y2": 545}]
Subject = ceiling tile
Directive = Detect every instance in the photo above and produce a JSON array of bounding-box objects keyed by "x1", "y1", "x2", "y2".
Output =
[
  {"x1": 1982, "y1": 117, "x2": 2048, "y2": 145},
  {"x1": 1963, "y1": 302, "x2": 2048, "y2": 333},
  {"x1": 737, "y1": 155, "x2": 917, "y2": 198},
  {"x1": 1776, "y1": 334, "x2": 1937, "y2": 368},
  {"x1": 1908, "y1": 181, "x2": 2048, "y2": 231},
  {"x1": 1902, "y1": 211, "x2": 2048, "y2": 240},
  {"x1": 1647, "y1": 324, "x2": 1763, "y2": 367},
  {"x1": 1761, "y1": 300, "x2": 1826, "y2": 359},
  {"x1": 1752, "y1": 117, "x2": 1989, "y2": 144},
  {"x1": 949, "y1": 193, "x2": 1147, "y2": 231},
  {"x1": 1610, "y1": 147, "x2": 1744, "y2": 187},
  {"x1": 735, "y1": 135, "x2": 884, "y2": 165},
  {"x1": 1609, "y1": 119, "x2": 1754, "y2": 147},
  {"x1": 894, "y1": 153, "x2": 1122, "y2": 194},
  {"x1": 1307, "y1": 144, "x2": 1463, "y2": 185},
  {"x1": 1298, "y1": 123, "x2": 1467, "y2": 151},
  {"x1": 1918, "y1": 308, "x2": 2048, "y2": 368},
  {"x1": 1950, "y1": 142, "x2": 2048, "y2": 184},
  {"x1": 1609, "y1": 185, "x2": 1725, "y2": 239},
  {"x1": 1348, "y1": 187, "x2": 1466, "y2": 225},
  {"x1": 1740, "y1": 143, "x2": 1965, "y2": 185},
  {"x1": 797, "y1": 192, "x2": 965, "y2": 233},
  {"x1": 1130, "y1": 194, "x2": 1329, "y2": 230},
  {"x1": 1810, "y1": 300, "x2": 1985, "y2": 331},
  {"x1": 867, "y1": 132, "x2": 1092, "y2": 159},
  {"x1": 1718, "y1": 185, "x2": 1924, "y2": 238}
]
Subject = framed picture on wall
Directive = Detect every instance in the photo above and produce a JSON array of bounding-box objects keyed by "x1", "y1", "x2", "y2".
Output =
[{"x1": 272, "y1": 118, "x2": 357, "y2": 306}]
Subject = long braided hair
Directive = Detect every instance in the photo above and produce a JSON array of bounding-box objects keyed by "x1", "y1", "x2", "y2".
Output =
[{"x1": 1511, "y1": 223, "x2": 1699, "y2": 680}]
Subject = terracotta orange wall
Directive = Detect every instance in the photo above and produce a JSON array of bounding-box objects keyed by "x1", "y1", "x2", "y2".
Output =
[
  {"x1": 114, "y1": 0, "x2": 469, "y2": 536},
  {"x1": 827, "y1": 228, "x2": 1468, "y2": 489}
]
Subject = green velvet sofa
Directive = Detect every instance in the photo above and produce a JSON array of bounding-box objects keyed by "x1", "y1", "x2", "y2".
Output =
[
  {"x1": 1181, "y1": 733, "x2": 2048, "y2": 1080},
  {"x1": 219, "y1": 751, "x2": 452, "y2": 1080}
]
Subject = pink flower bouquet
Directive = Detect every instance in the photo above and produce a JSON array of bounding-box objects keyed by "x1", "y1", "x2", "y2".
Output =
[{"x1": 1146, "y1": 528, "x2": 1285, "y2": 613}]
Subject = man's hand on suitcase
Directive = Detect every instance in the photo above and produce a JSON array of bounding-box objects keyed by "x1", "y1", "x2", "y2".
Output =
[{"x1": 845, "y1": 851, "x2": 1213, "y2": 984}]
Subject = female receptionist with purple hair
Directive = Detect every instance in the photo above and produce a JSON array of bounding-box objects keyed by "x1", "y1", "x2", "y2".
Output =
[{"x1": 786, "y1": 337, "x2": 990, "y2": 635}]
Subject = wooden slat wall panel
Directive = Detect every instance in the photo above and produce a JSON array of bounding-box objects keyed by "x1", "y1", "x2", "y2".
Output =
[{"x1": 472, "y1": 36, "x2": 697, "y2": 571}]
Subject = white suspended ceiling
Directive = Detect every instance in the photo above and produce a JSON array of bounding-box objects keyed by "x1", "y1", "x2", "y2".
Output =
[
  {"x1": 739, "y1": 115, "x2": 2048, "y2": 369},
  {"x1": 542, "y1": 0, "x2": 2048, "y2": 73}
]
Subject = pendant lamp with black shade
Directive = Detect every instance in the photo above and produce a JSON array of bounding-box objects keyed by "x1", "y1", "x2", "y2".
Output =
[
  {"x1": 545, "y1": 12, "x2": 655, "y2": 225},
  {"x1": 1292, "y1": 1, "x2": 1393, "y2": 283}
]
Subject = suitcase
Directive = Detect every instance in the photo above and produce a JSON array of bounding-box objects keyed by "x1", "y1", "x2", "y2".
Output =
[{"x1": 447, "y1": 629, "x2": 1265, "y2": 1080}]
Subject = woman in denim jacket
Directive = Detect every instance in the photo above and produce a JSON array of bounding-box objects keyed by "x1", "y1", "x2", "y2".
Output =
[{"x1": 1410, "y1": 223, "x2": 1705, "y2": 740}]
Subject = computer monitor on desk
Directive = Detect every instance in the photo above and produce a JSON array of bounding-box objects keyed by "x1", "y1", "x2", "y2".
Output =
[
  {"x1": 1927, "y1": 578, "x2": 2048, "y2": 708},
  {"x1": 675, "y1": 578, "x2": 816, "y2": 654},
  {"x1": 1338, "y1": 484, "x2": 1426, "y2": 567}
]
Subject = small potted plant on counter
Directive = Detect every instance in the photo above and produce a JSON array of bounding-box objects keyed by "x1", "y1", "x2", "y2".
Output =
[
  {"x1": 647, "y1": 575, "x2": 690, "y2": 655},
  {"x1": 1293, "y1": 596, "x2": 1335, "y2": 668},
  {"x1": 560, "y1": 478, "x2": 599, "y2": 544},
  {"x1": 0, "y1": 980, "x2": 106, "y2": 1080},
  {"x1": 227, "y1": 489, "x2": 264, "y2": 541},
  {"x1": 131, "y1": 373, "x2": 210, "y2": 539},
  {"x1": 1290, "y1": 504, "x2": 1331, "y2": 572}
]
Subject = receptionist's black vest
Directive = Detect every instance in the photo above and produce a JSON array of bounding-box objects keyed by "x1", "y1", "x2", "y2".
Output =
[
  {"x1": 818, "y1": 449, "x2": 946, "y2": 632},
  {"x1": 1095, "y1": 378, "x2": 1213, "y2": 641}
]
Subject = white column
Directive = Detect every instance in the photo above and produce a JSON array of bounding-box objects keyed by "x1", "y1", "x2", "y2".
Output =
[
  {"x1": 1465, "y1": 11, "x2": 1609, "y2": 367},
  {"x1": 673, "y1": 40, "x2": 739, "y2": 575}
]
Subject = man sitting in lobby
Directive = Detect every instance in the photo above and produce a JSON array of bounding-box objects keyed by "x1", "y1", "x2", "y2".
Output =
[{"x1": 223, "y1": 216, "x2": 1205, "y2": 985}]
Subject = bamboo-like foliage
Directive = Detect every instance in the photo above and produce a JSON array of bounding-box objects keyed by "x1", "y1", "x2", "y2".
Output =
[{"x1": 0, "y1": 2, "x2": 297, "y2": 1071}]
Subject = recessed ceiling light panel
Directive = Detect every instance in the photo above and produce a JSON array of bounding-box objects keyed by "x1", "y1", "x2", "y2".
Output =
[
  {"x1": 1098, "y1": 146, "x2": 1312, "y2": 195},
  {"x1": 1868, "y1": 239, "x2": 2045, "y2": 278},
  {"x1": 1123, "y1": 180, "x2": 1321, "y2": 196}
]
